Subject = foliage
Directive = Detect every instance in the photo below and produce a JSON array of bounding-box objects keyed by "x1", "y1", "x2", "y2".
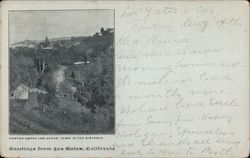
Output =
[{"x1": 10, "y1": 28, "x2": 114, "y2": 134}]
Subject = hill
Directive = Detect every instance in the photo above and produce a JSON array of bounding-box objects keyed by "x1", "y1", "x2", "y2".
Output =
[{"x1": 9, "y1": 27, "x2": 115, "y2": 134}]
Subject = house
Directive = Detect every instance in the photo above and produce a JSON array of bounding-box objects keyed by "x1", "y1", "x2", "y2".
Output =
[
  {"x1": 28, "y1": 44, "x2": 36, "y2": 48},
  {"x1": 41, "y1": 46, "x2": 54, "y2": 50},
  {"x1": 10, "y1": 84, "x2": 47, "y2": 100},
  {"x1": 29, "y1": 88, "x2": 47, "y2": 94},
  {"x1": 74, "y1": 61, "x2": 84, "y2": 65},
  {"x1": 106, "y1": 28, "x2": 114, "y2": 33},
  {"x1": 10, "y1": 84, "x2": 29, "y2": 99},
  {"x1": 73, "y1": 61, "x2": 90, "y2": 65},
  {"x1": 73, "y1": 42, "x2": 80, "y2": 46}
]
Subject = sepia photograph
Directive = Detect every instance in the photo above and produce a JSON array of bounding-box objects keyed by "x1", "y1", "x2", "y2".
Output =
[{"x1": 9, "y1": 10, "x2": 115, "y2": 134}]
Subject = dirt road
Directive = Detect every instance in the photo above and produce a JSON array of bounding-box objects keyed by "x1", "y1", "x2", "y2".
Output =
[{"x1": 53, "y1": 65, "x2": 67, "y2": 90}]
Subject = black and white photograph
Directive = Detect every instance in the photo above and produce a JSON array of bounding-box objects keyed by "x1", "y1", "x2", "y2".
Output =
[{"x1": 9, "y1": 10, "x2": 115, "y2": 134}]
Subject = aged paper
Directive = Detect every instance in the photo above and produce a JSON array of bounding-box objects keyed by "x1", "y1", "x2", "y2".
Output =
[{"x1": 0, "y1": 1, "x2": 249, "y2": 158}]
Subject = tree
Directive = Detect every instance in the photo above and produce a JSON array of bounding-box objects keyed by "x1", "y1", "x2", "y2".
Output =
[
  {"x1": 100, "y1": 27, "x2": 105, "y2": 36},
  {"x1": 44, "y1": 36, "x2": 50, "y2": 47},
  {"x1": 71, "y1": 71, "x2": 75, "y2": 79}
]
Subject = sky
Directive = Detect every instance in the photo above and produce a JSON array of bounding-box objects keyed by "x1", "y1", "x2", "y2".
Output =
[{"x1": 9, "y1": 10, "x2": 114, "y2": 44}]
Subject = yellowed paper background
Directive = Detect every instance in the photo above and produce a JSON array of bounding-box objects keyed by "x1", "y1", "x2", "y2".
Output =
[{"x1": 0, "y1": 1, "x2": 249, "y2": 157}]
